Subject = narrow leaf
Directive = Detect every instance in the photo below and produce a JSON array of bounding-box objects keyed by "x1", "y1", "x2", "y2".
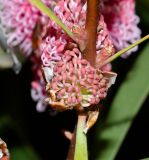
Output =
[
  {"x1": 100, "y1": 35, "x2": 149, "y2": 68},
  {"x1": 94, "y1": 43, "x2": 149, "y2": 160}
]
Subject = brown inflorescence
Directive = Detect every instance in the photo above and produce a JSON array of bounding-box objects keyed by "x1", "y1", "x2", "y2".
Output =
[{"x1": 0, "y1": 138, "x2": 9, "y2": 160}]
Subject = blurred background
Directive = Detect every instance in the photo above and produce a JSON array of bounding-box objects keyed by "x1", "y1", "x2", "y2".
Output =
[{"x1": 0, "y1": 0, "x2": 149, "y2": 159}]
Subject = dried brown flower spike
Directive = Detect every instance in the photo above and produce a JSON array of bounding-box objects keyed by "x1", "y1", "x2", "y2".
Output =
[{"x1": 0, "y1": 138, "x2": 9, "y2": 160}]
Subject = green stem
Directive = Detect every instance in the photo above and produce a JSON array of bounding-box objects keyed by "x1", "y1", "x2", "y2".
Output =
[
  {"x1": 99, "y1": 34, "x2": 149, "y2": 68},
  {"x1": 74, "y1": 114, "x2": 88, "y2": 160},
  {"x1": 67, "y1": 127, "x2": 76, "y2": 160},
  {"x1": 29, "y1": 0, "x2": 74, "y2": 40}
]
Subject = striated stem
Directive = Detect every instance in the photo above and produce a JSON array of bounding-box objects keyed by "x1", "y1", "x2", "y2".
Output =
[
  {"x1": 83, "y1": 0, "x2": 99, "y2": 66},
  {"x1": 99, "y1": 34, "x2": 149, "y2": 68},
  {"x1": 74, "y1": 114, "x2": 88, "y2": 160}
]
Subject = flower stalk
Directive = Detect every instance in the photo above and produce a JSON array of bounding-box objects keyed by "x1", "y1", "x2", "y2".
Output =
[
  {"x1": 74, "y1": 114, "x2": 88, "y2": 160},
  {"x1": 73, "y1": 1, "x2": 100, "y2": 157}
]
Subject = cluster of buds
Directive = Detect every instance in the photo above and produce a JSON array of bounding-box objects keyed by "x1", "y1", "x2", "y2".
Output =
[
  {"x1": 44, "y1": 47, "x2": 117, "y2": 112},
  {"x1": 0, "y1": 138, "x2": 9, "y2": 160}
]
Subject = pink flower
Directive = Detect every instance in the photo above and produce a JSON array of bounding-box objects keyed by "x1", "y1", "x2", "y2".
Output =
[
  {"x1": 96, "y1": 15, "x2": 115, "y2": 69},
  {"x1": 31, "y1": 0, "x2": 139, "y2": 111},
  {"x1": 39, "y1": 0, "x2": 116, "y2": 112},
  {"x1": 40, "y1": 26, "x2": 69, "y2": 67},
  {"x1": 53, "y1": 0, "x2": 140, "y2": 59},
  {"x1": 102, "y1": 0, "x2": 141, "y2": 57},
  {"x1": 44, "y1": 47, "x2": 117, "y2": 111},
  {"x1": 31, "y1": 56, "x2": 48, "y2": 112},
  {"x1": 54, "y1": 0, "x2": 86, "y2": 30},
  {"x1": 0, "y1": 0, "x2": 52, "y2": 56},
  {"x1": 41, "y1": 0, "x2": 114, "y2": 71}
]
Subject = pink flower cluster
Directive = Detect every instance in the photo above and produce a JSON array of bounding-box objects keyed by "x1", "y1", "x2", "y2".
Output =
[
  {"x1": 39, "y1": 0, "x2": 139, "y2": 111},
  {"x1": 0, "y1": 0, "x2": 52, "y2": 56},
  {"x1": 44, "y1": 47, "x2": 116, "y2": 111},
  {"x1": 30, "y1": 55, "x2": 49, "y2": 112},
  {"x1": 41, "y1": 0, "x2": 115, "y2": 69},
  {"x1": 53, "y1": 0, "x2": 114, "y2": 56},
  {"x1": 40, "y1": 25, "x2": 69, "y2": 67},
  {"x1": 54, "y1": 0, "x2": 86, "y2": 29},
  {"x1": 0, "y1": 0, "x2": 140, "y2": 111},
  {"x1": 102, "y1": 0, "x2": 141, "y2": 57}
]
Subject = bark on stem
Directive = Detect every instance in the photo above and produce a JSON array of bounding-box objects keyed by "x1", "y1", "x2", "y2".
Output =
[
  {"x1": 83, "y1": 0, "x2": 99, "y2": 66},
  {"x1": 67, "y1": 127, "x2": 76, "y2": 160}
]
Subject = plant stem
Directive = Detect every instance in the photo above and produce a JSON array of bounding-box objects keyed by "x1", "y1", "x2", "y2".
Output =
[
  {"x1": 74, "y1": 114, "x2": 88, "y2": 160},
  {"x1": 83, "y1": 0, "x2": 99, "y2": 66},
  {"x1": 29, "y1": 0, "x2": 74, "y2": 40},
  {"x1": 99, "y1": 34, "x2": 149, "y2": 68},
  {"x1": 73, "y1": 1, "x2": 99, "y2": 159}
]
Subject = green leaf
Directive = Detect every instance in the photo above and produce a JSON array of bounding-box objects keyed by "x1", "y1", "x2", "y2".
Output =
[
  {"x1": 137, "y1": 0, "x2": 149, "y2": 27},
  {"x1": 100, "y1": 35, "x2": 149, "y2": 67},
  {"x1": 11, "y1": 145, "x2": 41, "y2": 160},
  {"x1": 93, "y1": 43, "x2": 149, "y2": 160}
]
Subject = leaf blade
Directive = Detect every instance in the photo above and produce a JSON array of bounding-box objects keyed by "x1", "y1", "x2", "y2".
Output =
[{"x1": 94, "y1": 43, "x2": 149, "y2": 160}]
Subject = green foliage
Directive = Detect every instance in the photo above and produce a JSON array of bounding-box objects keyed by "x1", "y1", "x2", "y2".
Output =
[
  {"x1": 11, "y1": 146, "x2": 40, "y2": 160},
  {"x1": 93, "y1": 43, "x2": 149, "y2": 160},
  {"x1": 137, "y1": 0, "x2": 149, "y2": 29}
]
